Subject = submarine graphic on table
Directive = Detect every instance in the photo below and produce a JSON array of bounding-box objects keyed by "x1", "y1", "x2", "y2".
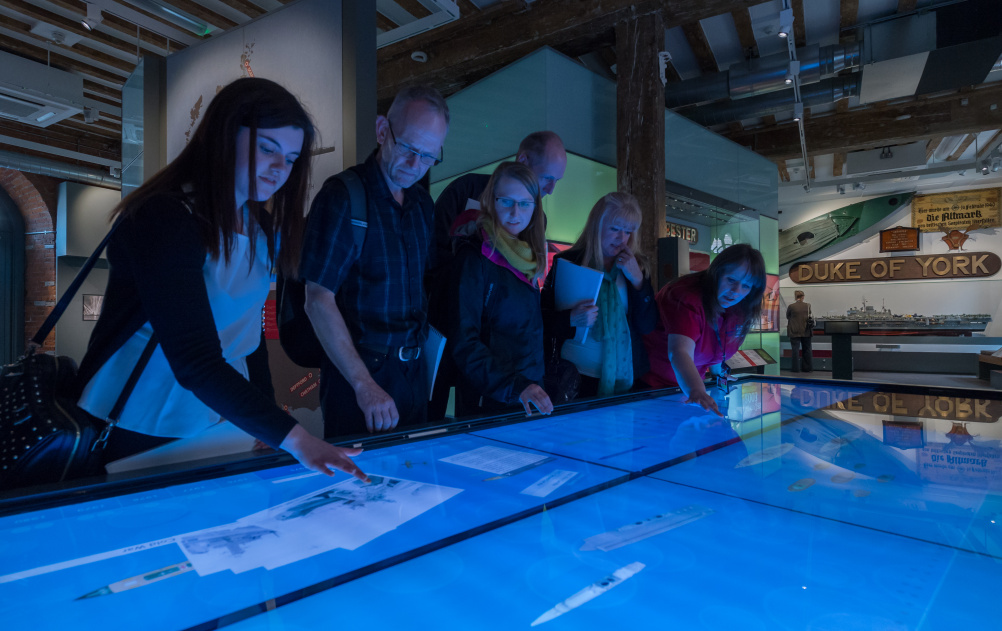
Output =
[
  {"x1": 531, "y1": 562, "x2": 645, "y2": 626},
  {"x1": 580, "y1": 505, "x2": 714, "y2": 552}
]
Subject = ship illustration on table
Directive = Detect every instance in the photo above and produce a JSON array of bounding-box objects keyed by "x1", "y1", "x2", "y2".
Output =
[{"x1": 814, "y1": 298, "x2": 991, "y2": 336}]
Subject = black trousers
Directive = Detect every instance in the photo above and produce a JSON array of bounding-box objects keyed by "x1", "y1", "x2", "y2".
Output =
[
  {"x1": 790, "y1": 336, "x2": 813, "y2": 372},
  {"x1": 320, "y1": 346, "x2": 428, "y2": 439}
]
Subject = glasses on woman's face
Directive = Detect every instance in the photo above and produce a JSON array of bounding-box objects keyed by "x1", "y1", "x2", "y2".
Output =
[
  {"x1": 495, "y1": 197, "x2": 536, "y2": 211},
  {"x1": 387, "y1": 122, "x2": 443, "y2": 166}
]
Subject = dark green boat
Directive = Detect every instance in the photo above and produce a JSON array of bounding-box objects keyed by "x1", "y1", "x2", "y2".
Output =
[{"x1": 779, "y1": 193, "x2": 914, "y2": 265}]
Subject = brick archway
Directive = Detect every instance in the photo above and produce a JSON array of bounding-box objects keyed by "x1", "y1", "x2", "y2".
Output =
[{"x1": 0, "y1": 168, "x2": 56, "y2": 352}]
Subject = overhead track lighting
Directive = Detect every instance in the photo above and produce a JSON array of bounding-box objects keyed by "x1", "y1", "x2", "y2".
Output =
[
  {"x1": 792, "y1": 102, "x2": 803, "y2": 122},
  {"x1": 778, "y1": 9, "x2": 793, "y2": 39},
  {"x1": 81, "y1": 3, "x2": 103, "y2": 31}
]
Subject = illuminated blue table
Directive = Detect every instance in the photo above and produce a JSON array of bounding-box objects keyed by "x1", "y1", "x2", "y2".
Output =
[{"x1": 1, "y1": 378, "x2": 998, "y2": 630}]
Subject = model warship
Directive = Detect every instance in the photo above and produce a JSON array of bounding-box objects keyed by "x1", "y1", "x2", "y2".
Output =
[{"x1": 814, "y1": 299, "x2": 991, "y2": 336}]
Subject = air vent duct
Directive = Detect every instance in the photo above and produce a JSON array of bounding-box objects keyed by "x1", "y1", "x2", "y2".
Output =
[{"x1": 0, "y1": 51, "x2": 84, "y2": 128}]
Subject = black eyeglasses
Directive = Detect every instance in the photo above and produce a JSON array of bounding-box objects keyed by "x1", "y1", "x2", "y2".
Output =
[
  {"x1": 495, "y1": 197, "x2": 536, "y2": 211},
  {"x1": 387, "y1": 122, "x2": 443, "y2": 166}
]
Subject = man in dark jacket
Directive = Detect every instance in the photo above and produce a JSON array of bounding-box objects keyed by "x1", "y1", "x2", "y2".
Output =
[
  {"x1": 786, "y1": 290, "x2": 814, "y2": 372},
  {"x1": 300, "y1": 86, "x2": 449, "y2": 438}
]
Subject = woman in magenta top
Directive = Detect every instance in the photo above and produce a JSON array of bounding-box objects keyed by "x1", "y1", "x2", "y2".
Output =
[{"x1": 642, "y1": 244, "x2": 766, "y2": 414}]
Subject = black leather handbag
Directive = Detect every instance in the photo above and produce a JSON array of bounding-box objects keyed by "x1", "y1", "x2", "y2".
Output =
[
  {"x1": 543, "y1": 338, "x2": 580, "y2": 405},
  {"x1": 0, "y1": 223, "x2": 156, "y2": 491}
]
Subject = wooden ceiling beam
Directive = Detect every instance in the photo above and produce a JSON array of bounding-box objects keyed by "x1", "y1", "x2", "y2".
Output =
[
  {"x1": 681, "y1": 22, "x2": 718, "y2": 73},
  {"x1": 455, "y1": 0, "x2": 481, "y2": 17},
  {"x1": 839, "y1": 0, "x2": 859, "y2": 43},
  {"x1": 777, "y1": 161, "x2": 790, "y2": 182},
  {"x1": 39, "y1": 0, "x2": 184, "y2": 53},
  {"x1": 55, "y1": 117, "x2": 121, "y2": 140},
  {"x1": 730, "y1": 7, "x2": 758, "y2": 58},
  {"x1": 44, "y1": 0, "x2": 199, "y2": 50},
  {"x1": 0, "y1": 120, "x2": 120, "y2": 161},
  {"x1": 376, "y1": 12, "x2": 400, "y2": 33},
  {"x1": 84, "y1": 80, "x2": 122, "y2": 102},
  {"x1": 725, "y1": 84, "x2": 1002, "y2": 160},
  {"x1": 377, "y1": 0, "x2": 773, "y2": 103},
  {"x1": 946, "y1": 134, "x2": 977, "y2": 161},
  {"x1": 394, "y1": 0, "x2": 434, "y2": 20},
  {"x1": 0, "y1": 35, "x2": 126, "y2": 86},
  {"x1": 2, "y1": 0, "x2": 140, "y2": 58},
  {"x1": 978, "y1": 129, "x2": 1002, "y2": 159},
  {"x1": 216, "y1": 0, "x2": 267, "y2": 20},
  {"x1": 833, "y1": 151, "x2": 846, "y2": 176},
  {"x1": 162, "y1": 0, "x2": 239, "y2": 31},
  {"x1": 925, "y1": 136, "x2": 944, "y2": 161},
  {"x1": 0, "y1": 139, "x2": 117, "y2": 170},
  {"x1": 0, "y1": 14, "x2": 137, "y2": 75},
  {"x1": 791, "y1": 0, "x2": 807, "y2": 48},
  {"x1": 807, "y1": 154, "x2": 815, "y2": 180}
]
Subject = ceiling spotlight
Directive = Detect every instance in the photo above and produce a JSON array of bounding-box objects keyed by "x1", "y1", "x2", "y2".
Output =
[
  {"x1": 837, "y1": 184, "x2": 846, "y2": 194},
  {"x1": 81, "y1": 3, "x2": 103, "y2": 31},
  {"x1": 785, "y1": 60, "x2": 800, "y2": 85},
  {"x1": 778, "y1": 9, "x2": 793, "y2": 39},
  {"x1": 853, "y1": 182, "x2": 865, "y2": 191},
  {"x1": 792, "y1": 102, "x2": 804, "y2": 122}
]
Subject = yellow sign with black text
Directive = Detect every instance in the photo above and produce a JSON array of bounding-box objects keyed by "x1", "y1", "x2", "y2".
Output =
[{"x1": 912, "y1": 188, "x2": 1001, "y2": 232}]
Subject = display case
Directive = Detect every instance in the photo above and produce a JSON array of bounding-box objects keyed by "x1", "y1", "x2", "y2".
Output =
[{"x1": 2, "y1": 377, "x2": 999, "y2": 630}]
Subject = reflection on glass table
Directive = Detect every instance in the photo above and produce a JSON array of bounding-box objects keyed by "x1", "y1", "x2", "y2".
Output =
[
  {"x1": 653, "y1": 383, "x2": 1002, "y2": 558},
  {"x1": 0, "y1": 434, "x2": 623, "y2": 631},
  {"x1": 226, "y1": 476, "x2": 999, "y2": 630}
]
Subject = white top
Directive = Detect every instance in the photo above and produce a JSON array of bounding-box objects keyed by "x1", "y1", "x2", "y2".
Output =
[
  {"x1": 560, "y1": 273, "x2": 628, "y2": 378},
  {"x1": 78, "y1": 224, "x2": 272, "y2": 439}
]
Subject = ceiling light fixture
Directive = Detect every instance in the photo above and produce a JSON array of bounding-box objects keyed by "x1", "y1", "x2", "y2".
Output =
[
  {"x1": 792, "y1": 102, "x2": 803, "y2": 122},
  {"x1": 778, "y1": 9, "x2": 793, "y2": 39},
  {"x1": 785, "y1": 60, "x2": 800, "y2": 85},
  {"x1": 81, "y1": 3, "x2": 103, "y2": 31}
]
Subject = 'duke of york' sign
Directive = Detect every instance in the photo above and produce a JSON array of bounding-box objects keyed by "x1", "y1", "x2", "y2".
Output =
[
  {"x1": 791, "y1": 252, "x2": 1002, "y2": 284},
  {"x1": 912, "y1": 188, "x2": 1001, "y2": 232}
]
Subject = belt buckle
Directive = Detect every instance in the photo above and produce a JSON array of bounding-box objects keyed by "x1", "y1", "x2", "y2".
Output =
[{"x1": 398, "y1": 346, "x2": 421, "y2": 361}]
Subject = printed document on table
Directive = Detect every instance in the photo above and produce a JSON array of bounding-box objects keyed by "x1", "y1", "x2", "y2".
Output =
[
  {"x1": 439, "y1": 445, "x2": 551, "y2": 475},
  {"x1": 177, "y1": 475, "x2": 461, "y2": 576}
]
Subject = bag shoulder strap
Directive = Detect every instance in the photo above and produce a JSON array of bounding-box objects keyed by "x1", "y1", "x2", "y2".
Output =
[
  {"x1": 31, "y1": 219, "x2": 121, "y2": 346},
  {"x1": 332, "y1": 169, "x2": 367, "y2": 261}
]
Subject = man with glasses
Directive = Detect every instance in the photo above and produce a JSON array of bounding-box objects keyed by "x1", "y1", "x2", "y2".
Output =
[
  {"x1": 427, "y1": 131, "x2": 567, "y2": 420},
  {"x1": 300, "y1": 85, "x2": 449, "y2": 438}
]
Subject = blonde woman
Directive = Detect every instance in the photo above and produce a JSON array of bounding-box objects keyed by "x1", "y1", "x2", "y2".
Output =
[
  {"x1": 447, "y1": 162, "x2": 553, "y2": 417},
  {"x1": 541, "y1": 192, "x2": 657, "y2": 398}
]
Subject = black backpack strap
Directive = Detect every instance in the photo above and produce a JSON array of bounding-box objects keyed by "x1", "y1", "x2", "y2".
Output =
[
  {"x1": 333, "y1": 169, "x2": 367, "y2": 259},
  {"x1": 31, "y1": 219, "x2": 121, "y2": 347}
]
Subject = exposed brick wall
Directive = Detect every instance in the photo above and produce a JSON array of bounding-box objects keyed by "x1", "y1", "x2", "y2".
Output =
[{"x1": 0, "y1": 168, "x2": 57, "y2": 352}]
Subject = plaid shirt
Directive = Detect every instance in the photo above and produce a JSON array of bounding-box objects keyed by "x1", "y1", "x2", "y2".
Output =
[{"x1": 300, "y1": 151, "x2": 433, "y2": 349}]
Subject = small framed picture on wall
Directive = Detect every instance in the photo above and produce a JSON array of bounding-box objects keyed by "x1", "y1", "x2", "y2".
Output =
[{"x1": 83, "y1": 294, "x2": 104, "y2": 321}]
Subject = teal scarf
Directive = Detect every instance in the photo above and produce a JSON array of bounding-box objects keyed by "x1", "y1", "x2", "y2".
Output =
[{"x1": 591, "y1": 267, "x2": 633, "y2": 395}]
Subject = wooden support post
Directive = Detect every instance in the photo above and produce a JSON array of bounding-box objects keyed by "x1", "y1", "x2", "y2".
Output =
[{"x1": 616, "y1": 12, "x2": 665, "y2": 288}]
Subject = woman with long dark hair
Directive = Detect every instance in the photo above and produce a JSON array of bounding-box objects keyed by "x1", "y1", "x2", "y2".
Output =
[
  {"x1": 641, "y1": 244, "x2": 766, "y2": 415},
  {"x1": 448, "y1": 161, "x2": 553, "y2": 417},
  {"x1": 75, "y1": 78, "x2": 366, "y2": 480}
]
